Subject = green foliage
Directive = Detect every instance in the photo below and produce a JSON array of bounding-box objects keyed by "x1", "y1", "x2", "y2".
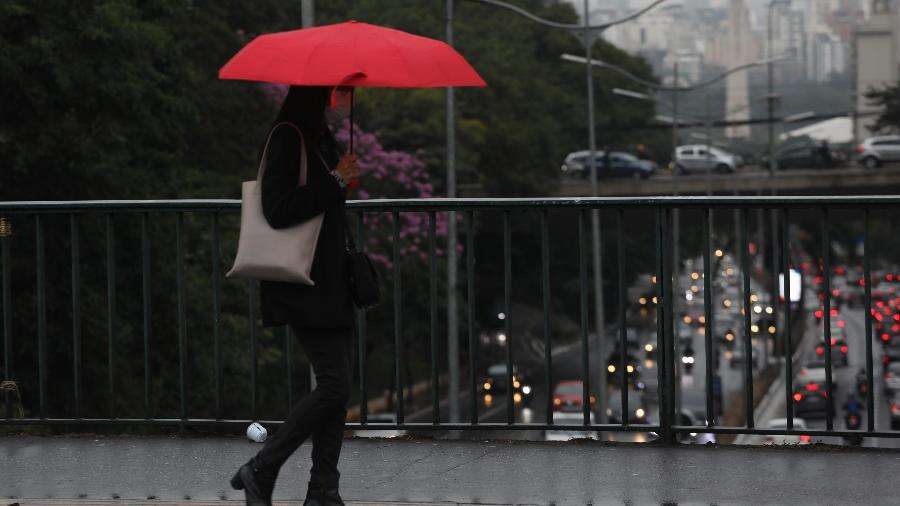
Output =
[{"x1": 865, "y1": 83, "x2": 900, "y2": 134}]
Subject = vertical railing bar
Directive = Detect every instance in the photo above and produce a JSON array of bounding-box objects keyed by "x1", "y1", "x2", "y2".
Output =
[
  {"x1": 285, "y1": 326, "x2": 294, "y2": 413},
  {"x1": 654, "y1": 208, "x2": 671, "y2": 442},
  {"x1": 740, "y1": 208, "x2": 753, "y2": 428},
  {"x1": 663, "y1": 208, "x2": 677, "y2": 431},
  {"x1": 822, "y1": 207, "x2": 833, "y2": 431},
  {"x1": 467, "y1": 210, "x2": 477, "y2": 426},
  {"x1": 211, "y1": 212, "x2": 222, "y2": 420},
  {"x1": 616, "y1": 209, "x2": 628, "y2": 427},
  {"x1": 106, "y1": 214, "x2": 116, "y2": 419},
  {"x1": 1, "y1": 229, "x2": 11, "y2": 419},
  {"x1": 702, "y1": 208, "x2": 715, "y2": 426},
  {"x1": 429, "y1": 211, "x2": 439, "y2": 426},
  {"x1": 176, "y1": 212, "x2": 187, "y2": 421},
  {"x1": 392, "y1": 211, "x2": 404, "y2": 424},
  {"x1": 35, "y1": 216, "x2": 48, "y2": 418},
  {"x1": 249, "y1": 280, "x2": 258, "y2": 420},
  {"x1": 782, "y1": 208, "x2": 794, "y2": 429},
  {"x1": 142, "y1": 213, "x2": 152, "y2": 420},
  {"x1": 863, "y1": 208, "x2": 874, "y2": 432},
  {"x1": 503, "y1": 211, "x2": 513, "y2": 426},
  {"x1": 578, "y1": 210, "x2": 590, "y2": 427},
  {"x1": 71, "y1": 214, "x2": 82, "y2": 419},
  {"x1": 356, "y1": 211, "x2": 368, "y2": 425},
  {"x1": 540, "y1": 210, "x2": 553, "y2": 426}
]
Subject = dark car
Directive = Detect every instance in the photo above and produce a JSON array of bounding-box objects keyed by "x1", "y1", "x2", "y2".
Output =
[
  {"x1": 793, "y1": 381, "x2": 833, "y2": 419},
  {"x1": 771, "y1": 144, "x2": 840, "y2": 170},
  {"x1": 815, "y1": 338, "x2": 849, "y2": 367},
  {"x1": 561, "y1": 150, "x2": 656, "y2": 179}
]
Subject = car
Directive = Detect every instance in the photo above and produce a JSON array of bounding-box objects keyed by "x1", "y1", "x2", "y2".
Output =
[
  {"x1": 673, "y1": 145, "x2": 737, "y2": 174},
  {"x1": 891, "y1": 401, "x2": 900, "y2": 430},
  {"x1": 792, "y1": 381, "x2": 833, "y2": 419},
  {"x1": 560, "y1": 150, "x2": 656, "y2": 179},
  {"x1": 771, "y1": 143, "x2": 839, "y2": 170},
  {"x1": 764, "y1": 418, "x2": 811, "y2": 445},
  {"x1": 481, "y1": 363, "x2": 533, "y2": 406},
  {"x1": 815, "y1": 337, "x2": 849, "y2": 367},
  {"x1": 551, "y1": 380, "x2": 596, "y2": 413},
  {"x1": 354, "y1": 413, "x2": 407, "y2": 439},
  {"x1": 544, "y1": 411, "x2": 598, "y2": 441},
  {"x1": 797, "y1": 360, "x2": 836, "y2": 389},
  {"x1": 882, "y1": 346, "x2": 900, "y2": 367},
  {"x1": 855, "y1": 135, "x2": 900, "y2": 169},
  {"x1": 884, "y1": 362, "x2": 900, "y2": 393},
  {"x1": 606, "y1": 351, "x2": 640, "y2": 386},
  {"x1": 605, "y1": 387, "x2": 649, "y2": 424}
]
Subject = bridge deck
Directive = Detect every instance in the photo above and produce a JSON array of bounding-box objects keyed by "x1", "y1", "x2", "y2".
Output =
[{"x1": 3, "y1": 435, "x2": 899, "y2": 505}]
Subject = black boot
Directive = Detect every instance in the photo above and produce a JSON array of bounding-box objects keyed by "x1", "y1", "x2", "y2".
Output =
[
  {"x1": 230, "y1": 457, "x2": 277, "y2": 506},
  {"x1": 303, "y1": 482, "x2": 345, "y2": 506}
]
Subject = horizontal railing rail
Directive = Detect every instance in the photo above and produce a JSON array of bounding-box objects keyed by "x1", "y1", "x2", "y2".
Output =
[{"x1": 1, "y1": 197, "x2": 897, "y2": 443}]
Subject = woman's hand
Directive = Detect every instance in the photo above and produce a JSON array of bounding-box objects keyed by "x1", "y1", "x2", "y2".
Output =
[{"x1": 335, "y1": 153, "x2": 359, "y2": 183}]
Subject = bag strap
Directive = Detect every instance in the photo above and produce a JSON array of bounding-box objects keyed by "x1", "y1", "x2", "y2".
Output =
[
  {"x1": 344, "y1": 220, "x2": 358, "y2": 253},
  {"x1": 256, "y1": 121, "x2": 309, "y2": 187}
]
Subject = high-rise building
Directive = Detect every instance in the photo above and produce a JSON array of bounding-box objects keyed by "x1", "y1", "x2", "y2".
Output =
[
  {"x1": 726, "y1": 0, "x2": 753, "y2": 138},
  {"x1": 853, "y1": 0, "x2": 900, "y2": 140}
]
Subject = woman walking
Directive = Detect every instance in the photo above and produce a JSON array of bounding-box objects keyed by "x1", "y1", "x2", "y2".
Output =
[{"x1": 231, "y1": 85, "x2": 359, "y2": 506}]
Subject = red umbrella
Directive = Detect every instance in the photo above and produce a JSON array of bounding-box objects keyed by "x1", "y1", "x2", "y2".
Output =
[{"x1": 219, "y1": 20, "x2": 486, "y2": 150}]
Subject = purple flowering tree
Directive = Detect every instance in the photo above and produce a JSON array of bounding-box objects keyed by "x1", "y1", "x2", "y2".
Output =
[{"x1": 334, "y1": 120, "x2": 458, "y2": 268}]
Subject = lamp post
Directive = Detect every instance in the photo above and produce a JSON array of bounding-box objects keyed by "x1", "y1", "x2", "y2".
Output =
[{"x1": 457, "y1": 0, "x2": 671, "y2": 426}]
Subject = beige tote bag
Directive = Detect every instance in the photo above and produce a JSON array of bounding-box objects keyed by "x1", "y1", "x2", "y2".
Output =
[{"x1": 226, "y1": 122, "x2": 324, "y2": 285}]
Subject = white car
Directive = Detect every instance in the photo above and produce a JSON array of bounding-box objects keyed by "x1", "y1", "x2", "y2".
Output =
[
  {"x1": 674, "y1": 145, "x2": 738, "y2": 175},
  {"x1": 884, "y1": 362, "x2": 900, "y2": 393},
  {"x1": 764, "y1": 418, "x2": 810, "y2": 445},
  {"x1": 544, "y1": 411, "x2": 598, "y2": 441},
  {"x1": 856, "y1": 135, "x2": 900, "y2": 169}
]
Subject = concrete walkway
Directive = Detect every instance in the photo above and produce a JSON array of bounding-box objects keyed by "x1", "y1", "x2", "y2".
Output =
[{"x1": 3, "y1": 435, "x2": 900, "y2": 505}]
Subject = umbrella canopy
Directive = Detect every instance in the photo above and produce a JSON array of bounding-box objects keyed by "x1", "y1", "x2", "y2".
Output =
[{"x1": 219, "y1": 20, "x2": 486, "y2": 88}]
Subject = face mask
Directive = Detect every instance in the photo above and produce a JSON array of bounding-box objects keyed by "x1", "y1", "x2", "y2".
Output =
[{"x1": 325, "y1": 87, "x2": 352, "y2": 123}]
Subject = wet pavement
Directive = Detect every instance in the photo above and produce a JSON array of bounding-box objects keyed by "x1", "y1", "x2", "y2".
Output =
[{"x1": 3, "y1": 435, "x2": 900, "y2": 505}]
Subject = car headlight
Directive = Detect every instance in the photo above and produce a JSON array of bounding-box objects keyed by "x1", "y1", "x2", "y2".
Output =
[{"x1": 635, "y1": 408, "x2": 645, "y2": 418}]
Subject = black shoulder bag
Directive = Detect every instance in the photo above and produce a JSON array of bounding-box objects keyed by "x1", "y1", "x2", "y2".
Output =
[{"x1": 344, "y1": 223, "x2": 381, "y2": 309}]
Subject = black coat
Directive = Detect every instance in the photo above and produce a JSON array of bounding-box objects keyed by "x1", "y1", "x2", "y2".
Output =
[{"x1": 259, "y1": 122, "x2": 353, "y2": 329}]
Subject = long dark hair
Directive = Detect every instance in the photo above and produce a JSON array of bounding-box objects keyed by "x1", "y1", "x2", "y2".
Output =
[{"x1": 271, "y1": 85, "x2": 341, "y2": 164}]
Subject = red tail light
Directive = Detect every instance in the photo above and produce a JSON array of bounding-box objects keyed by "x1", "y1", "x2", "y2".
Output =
[
  {"x1": 882, "y1": 333, "x2": 890, "y2": 342},
  {"x1": 816, "y1": 346, "x2": 824, "y2": 356},
  {"x1": 799, "y1": 435, "x2": 811, "y2": 443},
  {"x1": 793, "y1": 392, "x2": 803, "y2": 402},
  {"x1": 830, "y1": 338, "x2": 837, "y2": 346},
  {"x1": 892, "y1": 404, "x2": 900, "y2": 416},
  {"x1": 815, "y1": 310, "x2": 824, "y2": 319},
  {"x1": 838, "y1": 320, "x2": 846, "y2": 328},
  {"x1": 876, "y1": 313, "x2": 884, "y2": 322},
  {"x1": 877, "y1": 301, "x2": 885, "y2": 308},
  {"x1": 831, "y1": 308, "x2": 839, "y2": 317},
  {"x1": 805, "y1": 382, "x2": 820, "y2": 392},
  {"x1": 893, "y1": 324, "x2": 900, "y2": 333},
  {"x1": 840, "y1": 345, "x2": 848, "y2": 354}
]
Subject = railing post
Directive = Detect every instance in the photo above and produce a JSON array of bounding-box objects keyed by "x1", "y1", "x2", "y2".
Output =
[
  {"x1": 1, "y1": 217, "x2": 12, "y2": 419},
  {"x1": 655, "y1": 207, "x2": 674, "y2": 443}
]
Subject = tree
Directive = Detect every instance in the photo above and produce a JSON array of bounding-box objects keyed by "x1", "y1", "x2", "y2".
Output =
[{"x1": 865, "y1": 83, "x2": 900, "y2": 134}]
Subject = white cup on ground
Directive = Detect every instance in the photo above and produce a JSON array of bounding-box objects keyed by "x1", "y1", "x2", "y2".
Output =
[{"x1": 246, "y1": 422, "x2": 267, "y2": 443}]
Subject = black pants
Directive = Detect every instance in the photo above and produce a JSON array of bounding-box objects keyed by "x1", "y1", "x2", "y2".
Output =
[{"x1": 256, "y1": 325, "x2": 355, "y2": 489}]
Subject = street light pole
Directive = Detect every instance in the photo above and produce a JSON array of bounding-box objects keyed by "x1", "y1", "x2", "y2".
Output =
[
  {"x1": 582, "y1": 0, "x2": 607, "y2": 425},
  {"x1": 445, "y1": 0, "x2": 461, "y2": 424}
]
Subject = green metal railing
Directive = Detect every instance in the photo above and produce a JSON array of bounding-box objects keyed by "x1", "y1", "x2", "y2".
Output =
[{"x1": 2, "y1": 197, "x2": 900, "y2": 443}]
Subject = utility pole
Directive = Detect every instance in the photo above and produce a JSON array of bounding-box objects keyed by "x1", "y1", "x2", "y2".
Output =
[
  {"x1": 670, "y1": 60, "x2": 681, "y2": 418},
  {"x1": 583, "y1": 0, "x2": 607, "y2": 425},
  {"x1": 445, "y1": 0, "x2": 461, "y2": 424},
  {"x1": 301, "y1": 0, "x2": 314, "y2": 28}
]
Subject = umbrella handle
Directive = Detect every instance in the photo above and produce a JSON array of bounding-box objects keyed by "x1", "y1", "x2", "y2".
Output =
[{"x1": 349, "y1": 88, "x2": 355, "y2": 154}]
